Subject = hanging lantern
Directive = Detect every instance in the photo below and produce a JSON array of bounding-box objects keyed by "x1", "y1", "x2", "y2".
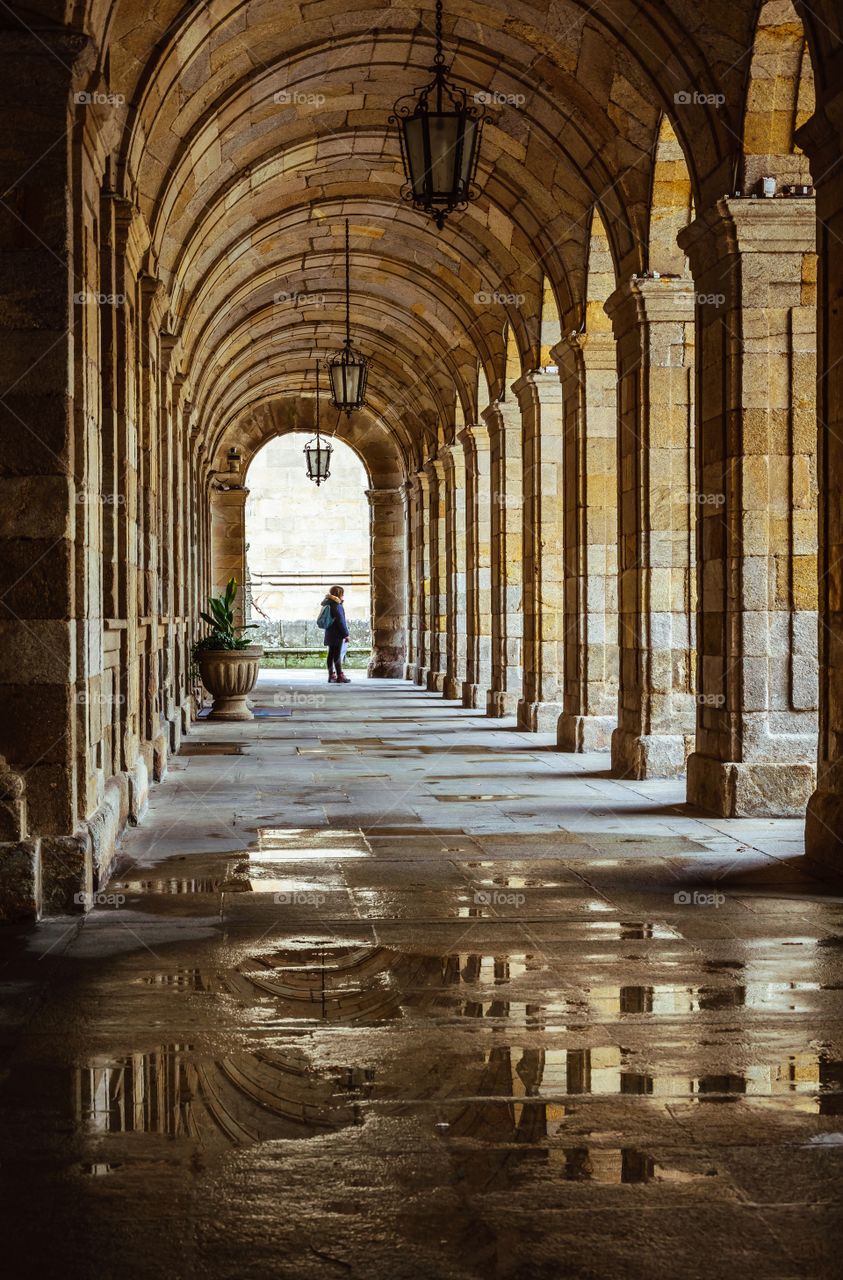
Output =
[
  {"x1": 326, "y1": 219, "x2": 369, "y2": 415},
  {"x1": 304, "y1": 360, "x2": 333, "y2": 485},
  {"x1": 390, "y1": 0, "x2": 486, "y2": 229}
]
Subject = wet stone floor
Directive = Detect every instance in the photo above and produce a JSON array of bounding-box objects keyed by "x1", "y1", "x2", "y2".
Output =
[{"x1": 2, "y1": 672, "x2": 843, "y2": 1279}]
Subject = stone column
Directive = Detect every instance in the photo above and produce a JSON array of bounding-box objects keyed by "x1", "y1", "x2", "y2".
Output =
[
  {"x1": 441, "y1": 444, "x2": 468, "y2": 700},
  {"x1": 400, "y1": 479, "x2": 417, "y2": 680},
  {"x1": 604, "y1": 276, "x2": 697, "y2": 778},
  {"x1": 414, "y1": 467, "x2": 431, "y2": 686},
  {"x1": 423, "y1": 458, "x2": 448, "y2": 692},
  {"x1": 367, "y1": 487, "x2": 406, "y2": 677},
  {"x1": 515, "y1": 371, "x2": 566, "y2": 731},
  {"x1": 798, "y1": 107, "x2": 843, "y2": 863},
  {"x1": 0, "y1": 33, "x2": 93, "y2": 917},
  {"x1": 458, "y1": 422, "x2": 493, "y2": 708},
  {"x1": 210, "y1": 481, "x2": 249, "y2": 623},
  {"x1": 555, "y1": 333, "x2": 620, "y2": 751},
  {"x1": 483, "y1": 400, "x2": 523, "y2": 717},
  {"x1": 678, "y1": 198, "x2": 818, "y2": 816}
]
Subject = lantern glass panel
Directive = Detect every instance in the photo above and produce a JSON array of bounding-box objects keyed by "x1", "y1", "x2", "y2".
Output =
[
  {"x1": 403, "y1": 116, "x2": 427, "y2": 198},
  {"x1": 458, "y1": 117, "x2": 478, "y2": 189},
  {"x1": 428, "y1": 113, "x2": 461, "y2": 195}
]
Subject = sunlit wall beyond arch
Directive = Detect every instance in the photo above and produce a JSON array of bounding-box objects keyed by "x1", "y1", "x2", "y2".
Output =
[{"x1": 245, "y1": 434, "x2": 371, "y2": 638}]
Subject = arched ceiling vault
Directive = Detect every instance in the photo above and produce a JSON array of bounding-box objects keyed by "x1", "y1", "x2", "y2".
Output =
[{"x1": 45, "y1": 0, "x2": 830, "y2": 471}]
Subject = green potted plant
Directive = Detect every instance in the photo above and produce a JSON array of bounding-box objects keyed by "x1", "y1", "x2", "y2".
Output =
[{"x1": 192, "y1": 577, "x2": 263, "y2": 720}]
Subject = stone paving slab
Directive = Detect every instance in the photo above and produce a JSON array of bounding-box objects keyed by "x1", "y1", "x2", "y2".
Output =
[{"x1": 0, "y1": 671, "x2": 841, "y2": 1278}]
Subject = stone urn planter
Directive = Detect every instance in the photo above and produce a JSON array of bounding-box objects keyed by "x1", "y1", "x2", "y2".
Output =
[
  {"x1": 193, "y1": 577, "x2": 262, "y2": 721},
  {"x1": 198, "y1": 645, "x2": 263, "y2": 720}
]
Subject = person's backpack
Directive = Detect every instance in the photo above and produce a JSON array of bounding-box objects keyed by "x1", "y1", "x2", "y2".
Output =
[{"x1": 316, "y1": 601, "x2": 332, "y2": 630}]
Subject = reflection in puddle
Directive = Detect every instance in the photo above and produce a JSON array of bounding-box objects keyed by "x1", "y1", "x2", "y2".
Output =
[
  {"x1": 76, "y1": 1045, "x2": 369, "y2": 1144},
  {"x1": 113, "y1": 877, "x2": 245, "y2": 895},
  {"x1": 65, "y1": 939, "x2": 843, "y2": 1178}
]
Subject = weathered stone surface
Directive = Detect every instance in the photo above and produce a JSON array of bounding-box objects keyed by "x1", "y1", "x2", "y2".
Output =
[{"x1": 0, "y1": 838, "x2": 39, "y2": 920}]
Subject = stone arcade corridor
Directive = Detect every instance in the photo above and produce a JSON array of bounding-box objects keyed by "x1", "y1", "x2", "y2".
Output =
[
  {"x1": 5, "y1": 0, "x2": 843, "y2": 1273},
  {"x1": 2, "y1": 671, "x2": 842, "y2": 1279}
]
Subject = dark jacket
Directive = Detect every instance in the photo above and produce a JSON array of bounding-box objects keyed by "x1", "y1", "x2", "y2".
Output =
[{"x1": 323, "y1": 594, "x2": 349, "y2": 643}]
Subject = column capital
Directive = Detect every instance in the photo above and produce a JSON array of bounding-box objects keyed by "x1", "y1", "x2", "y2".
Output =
[
  {"x1": 422, "y1": 456, "x2": 446, "y2": 483},
  {"x1": 365, "y1": 486, "x2": 402, "y2": 504},
  {"x1": 677, "y1": 196, "x2": 816, "y2": 277},
  {"x1": 511, "y1": 369, "x2": 564, "y2": 411},
  {"x1": 552, "y1": 330, "x2": 616, "y2": 373},
  {"x1": 211, "y1": 482, "x2": 249, "y2": 505},
  {"x1": 604, "y1": 275, "x2": 696, "y2": 344},
  {"x1": 457, "y1": 420, "x2": 490, "y2": 450},
  {"x1": 481, "y1": 400, "x2": 521, "y2": 437}
]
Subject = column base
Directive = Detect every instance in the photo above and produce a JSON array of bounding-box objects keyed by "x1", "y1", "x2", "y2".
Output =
[
  {"x1": 805, "y1": 787, "x2": 843, "y2": 871},
  {"x1": 426, "y1": 670, "x2": 446, "y2": 693},
  {"x1": 414, "y1": 665, "x2": 429, "y2": 687},
  {"x1": 367, "y1": 649, "x2": 406, "y2": 678},
  {"x1": 443, "y1": 676, "x2": 463, "y2": 700},
  {"x1": 403, "y1": 663, "x2": 415, "y2": 681},
  {"x1": 461, "y1": 682, "x2": 488, "y2": 709},
  {"x1": 517, "y1": 699, "x2": 564, "y2": 733},
  {"x1": 1, "y1": 759, "x2": 150, "y2": 921},
  {"x1": 612, "y1": 730, "x2": 691, "y2": 779},
  {"x1": 486, "y1": 689, "x2": 519, "y2": 718},
  {"x1": 0, "y1": 838, "x2": 41, "y2": 921},
  {"x1": 557, "y1": 713, "x2": 615, "y2": 753},
  {"x1": 687, "y1": 753, "x2": 816, "y2": 817}
]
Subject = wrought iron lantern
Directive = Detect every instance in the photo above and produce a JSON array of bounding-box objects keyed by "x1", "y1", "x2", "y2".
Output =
[
  {"x1": 304, "y1": 360, "x2": 333, "y2": 485},
  {"x1": 390, "y1": 0, "x2": 486, "y2": 228},
  {"x1": 326, "y1": 219, "x2": 369, "y2": 415}
]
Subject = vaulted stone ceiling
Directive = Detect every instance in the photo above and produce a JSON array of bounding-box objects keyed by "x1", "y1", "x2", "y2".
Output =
[{"x1": 27, "y1": 0, "x2": 834, "y2": 463}]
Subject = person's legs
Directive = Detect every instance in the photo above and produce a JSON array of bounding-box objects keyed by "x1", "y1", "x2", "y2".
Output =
[{"x1": 328, "y1": 637, "x2": 350, "y2": 682}]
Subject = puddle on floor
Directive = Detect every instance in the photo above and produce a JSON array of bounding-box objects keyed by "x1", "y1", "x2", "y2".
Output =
[{"x1": 71, "y1": 1036, "x2": 843, "y2": 1159}]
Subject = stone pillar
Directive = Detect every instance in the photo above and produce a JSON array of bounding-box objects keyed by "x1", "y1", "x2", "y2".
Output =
[
  {"x1": 414, "y1": 467, "x2": 431, "y2": 686},
  {"x1": 798, "y1": 107, "x2": 843, "y2": 863},
  {"x1": 210, "y1": 482, "x2": 249, "y2": 623},
  {"x1": 441, "y1": 444, "x2": 468, "y2": 700},
  {"x1": 400, "y1": 479, "x2": 417, "y2": 680},
  {"x1": 458, "y1": 422, "x2": 493, "y2": 708},
  {"x1": 678, "y1": 198, "x2": 818, "y2": 816},
  {"x1": 555, "y1": 333, "x2": 619, "y2": 751},
  {"x1": 515, "y1": 372, "x2": 566, "y2": 731},
  {"x1": 604, "y1": 277, "x2": 697, "y2": 778},
  {"x1": 423, "y1": 458, "x2": 448, "y2": 692},
  {"x1": 484, "y1": 400, "x2": 523, "y2": 717},
  {"x1": 367, "y1": 487, "x2": 406, "y2": 677},
  {"x1": 0, "y1": 32, "x2": 92, "y2": 917}
]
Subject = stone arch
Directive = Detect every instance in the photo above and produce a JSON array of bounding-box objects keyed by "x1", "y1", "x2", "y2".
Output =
[
  {"x1": 743, "y1": 0, "x2": 815, "y2": 192},
  {"x1": 649, "y1": 115, "x2": 694, "y2": 276},
  {"x1": 212, "y1": 398, "x2": 406, "y2": 677}
]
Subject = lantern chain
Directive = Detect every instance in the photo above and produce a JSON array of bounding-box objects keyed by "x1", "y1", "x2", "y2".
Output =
[
  {"x1": 434, "y1": 0, "x2": 444, "y2": 66},
  {"x1": 345, "y1": 218, "x2": 351, "y2": 347}
]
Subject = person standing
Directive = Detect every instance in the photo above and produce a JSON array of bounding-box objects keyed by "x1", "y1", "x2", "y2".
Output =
[{"x1": 321, "y1": 585, "x2": 351, "y2": 683}]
